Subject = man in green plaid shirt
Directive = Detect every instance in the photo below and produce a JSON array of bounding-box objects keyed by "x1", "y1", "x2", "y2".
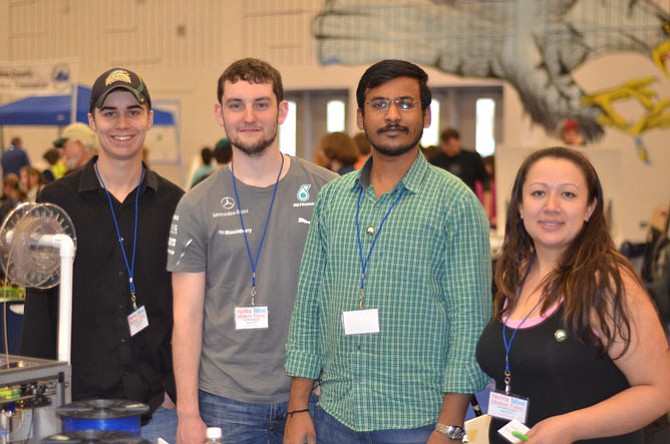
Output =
[{"x1": 284, "y1": 60, "x2": 492, "y2": 444}]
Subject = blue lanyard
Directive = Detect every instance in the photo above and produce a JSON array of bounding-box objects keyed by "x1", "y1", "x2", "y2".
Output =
[
  {"x1": 355, "y1": 186, "x2": 406, "y2": 309},
  {"x1": 95, "y1": 162, "x2": 145, "y2": 311},
  {"x1": 231, "y1": 154, "x2": 284, "y2": 306},
  {"x1": 501, "y1": 255, "x2": 542, "y2": 394}
]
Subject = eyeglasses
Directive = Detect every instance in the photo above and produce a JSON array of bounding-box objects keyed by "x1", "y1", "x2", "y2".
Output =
[{"x1": 366, "y1": 98, "x2": 419, "y2": 112}]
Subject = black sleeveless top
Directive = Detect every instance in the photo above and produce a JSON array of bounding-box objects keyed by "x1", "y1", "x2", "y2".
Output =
[{"x1": 476, "y1": 307, "x2": 643, "y2": 443}]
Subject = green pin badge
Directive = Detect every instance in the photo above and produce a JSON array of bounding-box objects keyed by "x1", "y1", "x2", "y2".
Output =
[{"x1": 554, "y1": 329, "x2": 568, "y2": 342}]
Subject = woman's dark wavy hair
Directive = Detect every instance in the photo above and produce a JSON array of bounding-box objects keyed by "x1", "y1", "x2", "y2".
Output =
[
  {"x1": 355, "y1": 59, "x2": 432, "y2": 114},
  {"x1": 495, "y1": 146, "x2": 641, "y2": 357}
]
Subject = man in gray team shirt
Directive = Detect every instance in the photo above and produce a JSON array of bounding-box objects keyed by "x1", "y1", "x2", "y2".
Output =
[{"x1": 167, "y1": 58, "x2": 335, "y2": 444}]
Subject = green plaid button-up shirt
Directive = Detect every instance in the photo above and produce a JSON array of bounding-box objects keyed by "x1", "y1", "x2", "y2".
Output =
[{"x1": 285, "y1": 152, "x2": 491, "y2": 431}]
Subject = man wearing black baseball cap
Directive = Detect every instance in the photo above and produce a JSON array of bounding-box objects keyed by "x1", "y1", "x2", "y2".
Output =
[
  {"x1": 89, "y1": 67, "x2": 152, "y2": 113},
  {"x1": 22, "y1": 67, "x2": 183, "y2": 443}
]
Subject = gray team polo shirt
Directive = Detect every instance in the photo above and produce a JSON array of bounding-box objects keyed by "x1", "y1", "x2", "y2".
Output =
[{"x1": 167, "y1": 156, "x2": 335, "y2": 403}]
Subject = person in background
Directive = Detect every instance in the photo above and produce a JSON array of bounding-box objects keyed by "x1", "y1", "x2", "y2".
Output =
[
  {"x1": 429, "y1": 128, "x2": 493, "y2": 223},
  {"x1": 53, "y1": 122, "x2": 98, "y2": 173},
  {"x1": 21, "y1": 67, "x2": 184, "y2": 444},
  {"x1": 352, "y1": 131, "x2": 371, "y2": 169},
  {"x1": 168, "y1": 58, "x2": 335, "y2": 444},
  {"x1": 190, "y1": 139, "x2": 233, "y2": 189},
  {"x1": 19, "y1": 166, "x2": 43, "y2": 202},
  {"x1": 0, "y1": 174, "x2": 26, "y2": 223},
  {"x1": 1, "y1": 137, "x2": 31, "y2": 177},
  {"x1": 421, "y1": 144, "x2": 439, "y2": 161},
  {"x1": 189, "y1": 146, "x2": 216, "y2": 189},
  {"x1": 315, "y1": 131, "x2": 360, "y2": 175},
  {"x1": 42, "y1": 148, "x2": 66, "y2": 182},
  {"x1": 476, "y1": 155, "x2": 496, "y2": 228},
  {"x1": 643, "y1": 203, "x2": 670, "y2": 325},
  {"x1": 311, "y1": 141, "x2": 330, "y2": 169},
  {"x1": 476, "y1": 146, "x2": 670, "y2": 443},
  {"x1": 559, "y1": 117, "x2": 585, "y2": 146},
  {"x1": 212, "y1": 138, "x2": 232, "y2": 167},
  {"x1": 284, "y1": 59, "x2": 491, "y2": 444}
]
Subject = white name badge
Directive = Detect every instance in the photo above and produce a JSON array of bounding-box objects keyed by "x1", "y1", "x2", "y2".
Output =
[
  {"x1": 498, "y1": 419, "x2": 530, "y2": 443},
  {"x1": 128, "y1": 305, "x2": 150, "y2": 337},
  {"x1": 234, "y1": 306, "x2": 269, "y2": 330},
  {"x1": 488, "y1": 390, "x2": 529, "y2": 423},
  {"x1": 342, "y1": 308, "x2": 380, "y2": 335}
]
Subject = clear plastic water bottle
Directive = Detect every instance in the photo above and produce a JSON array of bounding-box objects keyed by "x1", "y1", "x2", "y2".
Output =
[{"x1": 205, "y1": 426, "x2": 223, "y2": 444}]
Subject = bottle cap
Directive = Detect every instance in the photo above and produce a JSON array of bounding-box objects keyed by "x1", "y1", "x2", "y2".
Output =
[{"x1": 206, "y1": 427, "x2": 222, "y2": 439}]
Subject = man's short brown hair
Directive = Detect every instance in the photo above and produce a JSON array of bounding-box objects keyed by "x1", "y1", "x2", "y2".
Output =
[
  {"x1": 440, "y1": 128, "x2": 460, "y2": 143},
  {"x1": 217, "y1": 58, "x2": 284, "y2": 104}
]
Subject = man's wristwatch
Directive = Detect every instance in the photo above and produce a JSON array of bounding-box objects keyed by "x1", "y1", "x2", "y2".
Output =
[{"x1": 435, "y1": 423, "x2": 467, "y2": 441}]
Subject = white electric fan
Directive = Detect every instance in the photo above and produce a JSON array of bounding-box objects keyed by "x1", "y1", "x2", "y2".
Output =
[{"x1": 0, "y1": 202, "x2": 77, "y2": 363}]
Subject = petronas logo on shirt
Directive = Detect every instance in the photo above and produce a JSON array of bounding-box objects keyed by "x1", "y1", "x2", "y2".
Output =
[{"x1": 297, "y1": 184, "x2": 311, "y2": 202}]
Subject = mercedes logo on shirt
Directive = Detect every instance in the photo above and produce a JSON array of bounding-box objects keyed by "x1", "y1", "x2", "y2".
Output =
[{"x1": 221, "y1": 196, "x2": 236, "y2": 210}]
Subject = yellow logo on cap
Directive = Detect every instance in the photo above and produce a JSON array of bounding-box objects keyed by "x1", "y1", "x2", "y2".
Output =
[{"x1": 105, "y1": 70, "x2": 132, "y2": 86}]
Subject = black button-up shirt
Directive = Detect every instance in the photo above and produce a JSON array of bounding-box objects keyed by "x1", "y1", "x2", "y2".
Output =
[{"x1": 21, "y1": 156, "x2": 183, "y2": 415}]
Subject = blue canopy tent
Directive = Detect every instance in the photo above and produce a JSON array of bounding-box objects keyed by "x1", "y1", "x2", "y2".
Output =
[{"x1": 0, "y1": 85, "x2": 174, "y2": 125}]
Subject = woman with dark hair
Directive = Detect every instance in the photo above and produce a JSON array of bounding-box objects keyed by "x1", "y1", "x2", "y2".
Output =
[
  {"x1": 476, "y1": 147, "x2": 670, "y2": 443},
  {"x1": 314, "y1": 131, "x2": 360, "y2": 175},
  {"x1": 189, "y1": 146, "x2": 216, "y2": 189},
  {"x1": 0, "y1": 173, "x2": 27, "y2": 223},
  {"x1": 19, "y1": 165, "x2": 44, "y2": 202}
]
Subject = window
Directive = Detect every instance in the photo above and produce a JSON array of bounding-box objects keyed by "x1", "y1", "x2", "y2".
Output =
[
  {"x1": 278, "y1": 100, "x2": 297, "y2": 156},
  {"x1": 283, "y1": 90, "x2": 348, "y2": 159},
  {"x1": 475, "y1": 98, "x2": 496, "y2": 156},
  {"x1": 429, "y1": 86, "x2": 502, "y2": 154},
  {"x1": 420, "y1": 100, "x2": 440, "y2": 148},
  {"x1": 326, "y1": 100, "x2": 346, "y2": 133}
]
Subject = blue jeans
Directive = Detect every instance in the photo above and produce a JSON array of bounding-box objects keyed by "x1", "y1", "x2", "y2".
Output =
[
  {"x1": 141, "y1": 406, "x2": 178, "y2": 444},
  {"x1": 314, "y1": 405, "x2": 434, "y2": 444},
  {"x1": 199, "y1": 390, "x2": 317, "y2": 444}
]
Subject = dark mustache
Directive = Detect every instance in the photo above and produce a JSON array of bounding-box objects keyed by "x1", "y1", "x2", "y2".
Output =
[{"x1": 378, "y1": 126, "x2": 409, "y2": 134}]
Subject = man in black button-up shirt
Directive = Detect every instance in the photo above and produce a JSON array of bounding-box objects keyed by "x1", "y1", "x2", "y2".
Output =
[{"x1": 21, "y1": 68, "x2": 183, "y2": 442}]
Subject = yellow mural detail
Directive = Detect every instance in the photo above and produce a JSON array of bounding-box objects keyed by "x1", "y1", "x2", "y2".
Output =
[
  {"x1": 313, "y1": 1, "x2": 670, "y2": 163},
  {"x1": 652, "y1": 39, "x2": 670, "y2": 78},
  {"x1": 581, "y1": 37, "x2": 670, "y2": 163}
]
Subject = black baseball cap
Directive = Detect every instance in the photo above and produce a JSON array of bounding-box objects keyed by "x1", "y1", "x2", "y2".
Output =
[{"x1": 89, "y1": 68, "x2": 151, "y2": 113}]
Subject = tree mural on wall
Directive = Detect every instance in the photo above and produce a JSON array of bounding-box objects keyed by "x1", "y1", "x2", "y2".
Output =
[{"x1": 313, "y1": 0, "x2": 670, "y2": 162}]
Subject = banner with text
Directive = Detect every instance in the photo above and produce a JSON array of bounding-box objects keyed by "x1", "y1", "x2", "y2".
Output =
[{"x1": 0, "y1": 61, "x2": 77, "y2": 99}]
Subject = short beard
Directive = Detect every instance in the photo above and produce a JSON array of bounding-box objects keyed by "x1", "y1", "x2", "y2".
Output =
[
  {"x1": 227, "y1": 122, "x2": 278, "y2": 157},
  {"x1": 367, "y1": 130, "x2": 422, "y2": 157},
  {"x1": 65, "y1": 153, "x2": 81, "y2": 170},
  {"x1": 231, "y1": 135, "x2": 275, "y2": 157}
]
